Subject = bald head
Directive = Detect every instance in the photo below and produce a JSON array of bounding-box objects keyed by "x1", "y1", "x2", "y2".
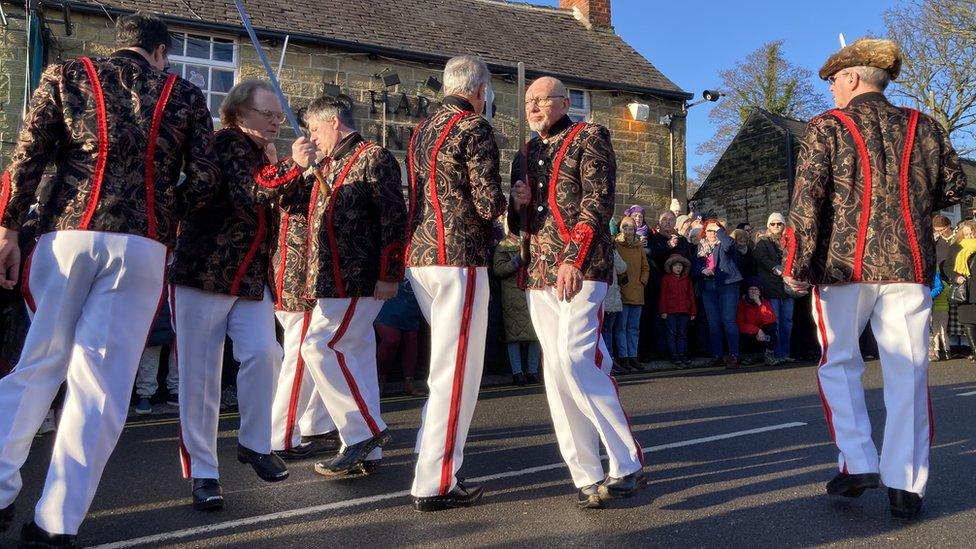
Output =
[{"x1": 525, "y1": 76, "x2": 571, "y2": 136}]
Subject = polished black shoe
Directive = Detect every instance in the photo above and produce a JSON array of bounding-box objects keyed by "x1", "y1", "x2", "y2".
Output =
[
  {"x1": 191, "y1": 478, "x2": 224, "y2": 511},
  {"x1": 526, "y1": 373, "x2": 540, "y2": 385},
  {"x1": 324, "y1": 429, "x2": 391, "y2": 473},
  {"x1": 889, "y1": 488, "x2": 923, "y2": 519},
  {"x1": 237, "y1": 444, "x2": 289, "y2": 482},
  {"x1": 276, "y1": 431, "x2": 341, "y2": 461},
  {"x1": 513, "y1": 373, "x2": 527, "y2": 386},
  {"x1": 412, "y1": 479, "x2": 484, "y2": 512},
  {"x1": 314, "y1": 459, "x2": 381, "y2": 478},
  {"x1": 598, "y1": 469, "x2": 647, "y2": 500},
  {"x1": 825, "y1": 472, "x2": 880, "y2": 498},
  {"x1": 1, "y1": 502, "x2": 13, "y2": 533},
  {"x1": 577, "y1": 483, "x2": 604, "y2": 509},
  {"x1": 19, "y1": 521, "x2": 76, "y2": 548}
]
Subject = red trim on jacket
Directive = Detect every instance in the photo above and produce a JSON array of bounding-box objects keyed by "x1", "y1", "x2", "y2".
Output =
[
  {"x1": 782, "y1": 226, "x2": 798, "y2": 278},
  {"x1": 274, "y1": 213, "x2": 290, "y2": 309},
  {"x1": 899, "y1": 108, "x2": 924, "y2": 284},
  {"x1": 547, "y1": 123, "x2": 588, "y2": 241},
  {"x1": 255, "y1": 160, "x2": 302, "y2": 189},
  {"x1": 405, "y1": 122, "x2": 422, "y2": 259},
  {"x1": 439, "y1": 266, "x2": 478, "y2": 495},
  {"x1": 79, "y1": 57, "x2": 109, "y2": 230},
  {"x1": 305, "y1": 164, "x2": 323, "y2": 268},
  {"x1": 429, "y1": 112, "x2": 473, "y2": 264},
  {"x1": 144, "y1": 74, "x2": 177, "y2": 239},
  {"x1": 812, "y1": 286, "x2": 837, "y2": 443},
  {"x1": 567, "y1": 223, "x2": 595, "y2": 270},
  {"x1": 829, "y1": 110, "x2": 872, "y2": 281},
  {"x1": 325, "y1": 142, "x2": 372, "y2": 298},
  {"x1": 0, "y1": 170, "x2": 11, "y2": 224},
  {"x1": 284, "y1": 311, "x2": 313, "y2": 450},
  {"x1": 230, "y1": 207, "x2": 266, "y2": 296},
  {"x1": 379, "y1": 241, "x2": 403, "y2": 281},
  {"x1": 330, "y1": 298, "x2": 382, "y2": 435}
]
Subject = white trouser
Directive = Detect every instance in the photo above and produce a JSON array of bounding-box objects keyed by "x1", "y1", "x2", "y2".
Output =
[
  {"x1": 301, "y1": 297, "x2": 386, "y2": 460},
  {"x1": 527, "y1": 281, "x2": 644, "y2": 488},
  {"x1": 271, "y1": 310, "x2": 335, "y2": 451},
  {"x1": 172, "y1": 285, "x2": 282, "y2": 479},
  {"x1": 135, "y1": 345, "x2": 178, "y2": 398},
  {"x1": 812, "y1": 283, "x2": 933, "y2": 495},
  {"x1": 407, "y1": 266, "x2": 488, "y2": 497},
  {"x1": 0, "y1": 231, "x2": 166, "y2": 535}
]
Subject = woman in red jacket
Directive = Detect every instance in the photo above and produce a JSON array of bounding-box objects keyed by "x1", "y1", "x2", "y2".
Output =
[
  {"x1": 737, "y1": 277, "x2": 780, "y2": 366},
  {"x1": 659, "y1": 254, "x2": 696, "y2": 365}
]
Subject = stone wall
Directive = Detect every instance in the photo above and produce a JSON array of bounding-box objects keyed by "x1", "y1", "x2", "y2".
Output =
[{"x1": 0, "y1": 7, "x2": 688, "y2": 215}]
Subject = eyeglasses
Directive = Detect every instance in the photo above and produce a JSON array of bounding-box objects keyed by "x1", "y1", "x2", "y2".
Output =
[
  {"x1": 827, "y1": 71, "x2": 851, "y2": 85},
  {"x1": 248, "y1": 107, "x2": 286, "y2": 122},
  {"x1": 769, "y1": 222, "x2": 784, "y2": 227},
  {"x1": 524, "y1": 95, "x2": 566, "y2": 107}
]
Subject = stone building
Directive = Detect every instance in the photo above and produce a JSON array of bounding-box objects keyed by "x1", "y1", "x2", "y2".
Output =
[{"x1": 0, "y1": 0, "x2": 692, "y2": 215}]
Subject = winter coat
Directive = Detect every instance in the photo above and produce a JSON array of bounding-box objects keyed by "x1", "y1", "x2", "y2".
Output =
[
  {"x1": 698, "y1": 227, "x2": 742, "y2": 287},
  {"x1": 785, "y1": 93, "x2": 968, "y2": 285},
  {"x1": 492, "y1": 237, "x2": 537, "y2": 342},
  {"x1": 737, "y1": 297, "x2": 777, "y2": 335},
  {"x1": 659, "y1": 255, "x2": 696, "y2": 316},
  {"x1": 754, "y1": 236, "x2": 789, "y2": 299},
  {"x1": 616, "y1": 236, "x2": 650, "y2": 305},
  {"x1": 945, "y1": 244, "x2": 976, "y2": 324},
  {"x1": 604, "y1": 250, "x2": 628, "y2": 314}
]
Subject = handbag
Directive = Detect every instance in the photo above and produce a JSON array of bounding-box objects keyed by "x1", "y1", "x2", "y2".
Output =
[{"x1": 949, "y1": 282, "x2": 968, "y2": 305}]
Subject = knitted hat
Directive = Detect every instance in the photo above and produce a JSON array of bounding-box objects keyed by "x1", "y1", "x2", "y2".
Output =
[
  {"x1": 624, "y1": 205, "x2": 645, "y2": 217},
  {"x1": 745, "y1": 276, "x2": 763, "y2": 290},
  {"x1": 932, "y1": 214, "x2": 951, "y2": 229},
  {"x1": 818, "y1": 38, "x2": 902, "y2": 80},
  {"x1": 767, "y1": 212, "x2": 786, "y2": 226},
  {"x1": 675, "y1": 214, "x2": 690, "y2": 229},
  {"x1": 669, "y1": 198, "x2": 681, "y2": 214}
]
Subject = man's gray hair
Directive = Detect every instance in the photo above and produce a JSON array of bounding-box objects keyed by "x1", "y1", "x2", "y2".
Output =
[
  {"x1": 851, "y1": 66, "x2": 891, "y2": 90},
  {"x1": 304, "y1": 95, "x2": 356, "y2": 129},
  {"x1": 443, "y1": 55, "x2": 491, "y2": 96}
]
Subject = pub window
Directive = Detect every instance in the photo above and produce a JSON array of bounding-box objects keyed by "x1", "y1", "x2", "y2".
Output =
[
  {"x1": 167, "y1": 32, "x2": 238, "y2": 121},
  {"x1": 568, "y1": 89, "x2": 591, "y2": 122}
]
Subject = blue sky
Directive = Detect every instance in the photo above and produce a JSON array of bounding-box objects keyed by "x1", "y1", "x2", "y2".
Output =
[{"x1": 533, "y1": 0, "x2": 896, "y2": 179}]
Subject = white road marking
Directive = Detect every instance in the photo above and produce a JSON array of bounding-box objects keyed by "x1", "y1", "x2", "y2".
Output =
[
  {"x1": 957, "y1": 391, "x2": 976, "y2": 396},
  {"x1": 92, "y1": 421, "x2": 808, "y2": 549}
]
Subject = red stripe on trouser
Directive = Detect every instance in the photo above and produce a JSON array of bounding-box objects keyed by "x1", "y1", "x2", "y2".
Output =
[
  {"x1": 329, "y1": 298, "x2": 381, "y2": 436},
  {"x1": 439, "y1": 267, "x2": 477, "y2": 495},
  {"x1": 21, "y1": 250, "x2": 36, "y2": 313},
  {"x1": 812, "y1": 286, "x2": 841, "y2": 471},
  {"x1": 169, "y1": 284, "x2": 192, "y2": 478},
  {"x1": 597, "y1": 304, "x2": 644, "y2": 466},
  {"x1": 283, "y1": 311, "x2": 313, "y2": 450}
]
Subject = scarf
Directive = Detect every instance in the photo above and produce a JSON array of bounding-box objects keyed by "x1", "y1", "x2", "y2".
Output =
[{"x1": 954, "y1": 238, "x2": 976, "y2": 277}]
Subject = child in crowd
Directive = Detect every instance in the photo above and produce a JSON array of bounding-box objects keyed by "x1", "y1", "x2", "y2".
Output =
[
  {"x1": 736, "y1": 277, "x2": 780, "y2": 366},
  {"x1": 659, "y1": 254, "x2": 696, "y2": 366}
]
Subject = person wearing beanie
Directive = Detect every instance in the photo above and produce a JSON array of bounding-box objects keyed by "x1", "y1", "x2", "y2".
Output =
[
  {"x1": 660, "y1": 254, "x2": 696, "y2": 365},
  {"x1": 754, "y1": 212, "x2": 796, "y2": 363},
  {"x1": 736, "y1": 277, "x2": 779, "y2": 366},
  {"x1": 669, "y1": 198, "x2": 681, "y2": 216}
]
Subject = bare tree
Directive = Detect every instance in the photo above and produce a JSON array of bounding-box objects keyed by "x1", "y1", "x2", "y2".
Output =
[
  {"x1": 695, "y1": 41, "x2": 828, "y2": 181},
  {"x1": 886, "y1": 0, "x2": 976, "y2": 155}
]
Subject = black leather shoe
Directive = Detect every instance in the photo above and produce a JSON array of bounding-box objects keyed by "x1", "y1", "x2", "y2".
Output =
[
  {"x1": 275, "y1": 431, "x2": 341, "y2": 461},
  {"x1": 526, "y1": 373, "x2": 540, "y2": 385},
  {"x1": 598, "y1": 469, "x2": 647, "y2": 500},
  {"x1": 19, "y1": 521, "x2": 76, "y2": 548},
  {"x1": 302, "y1": 430, "x2": 341, "y2": 447},
  {"x1": 324, "y1": 429, "x2": 391, "y2": 473},
  {"x1": 577, "y1": 483, "x2": 604, "y2": 509},
  {"x1": 314, "y1": 459, "x2": 381, "y2": 478},
  {"x1": 825, "y1": 472, "x2": 880, "y2": 498},
  {"x1": 513, "y1": 373, "x2": 527, "y2": 386},
  {"x1": 237, "y1": 444, "x2": 289, "y2": 482},
  {"x1": 192, "y1": 478, "x2": 224, "y2": 511},
  {"x1": 889, "y1": 488, "x2": 923, "y2": 519},
  {"x1": 1, "y1": 502, "x2": 13, "y2": 533},
  {"x1": 412, "y1": 479, "x2": 484, "y2": 512}
]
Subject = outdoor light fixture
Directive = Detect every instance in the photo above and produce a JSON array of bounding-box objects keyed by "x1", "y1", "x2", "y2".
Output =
[
  {"x1": 424, "y1": 76, "x2": 442, "y2": 93},
  {"x1": 377, "y1": 68, "x2": 400, "y2": 87},
  {"x1": 628, "y1": 102, "x2": 650, "y2": 122},
  {"x1": 686, "y1": 89, "x2": 726, "y2": 110},
  {"x1": 323, "y1": 83, "x2": 341, "y2": 97}
]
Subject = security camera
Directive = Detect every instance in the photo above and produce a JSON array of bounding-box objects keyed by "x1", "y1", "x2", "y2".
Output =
[{"x1": 702, "y1": 90, "x2": 725, "y2": 102}]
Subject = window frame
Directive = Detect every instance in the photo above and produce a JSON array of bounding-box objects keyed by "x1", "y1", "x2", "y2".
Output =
[
  {"x1": 568, "y1": 88, "x2": 591, "y2": 122},
  {"x1": 167, "y1": 31, "x2": 240, "y2": 123}
]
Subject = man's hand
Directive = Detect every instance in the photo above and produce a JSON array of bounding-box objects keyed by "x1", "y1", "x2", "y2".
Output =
[
  {"x1": 291, "y1": 137, "x2": 317, "y2": 169},
  {"x1": 957, "y1": 276, "x2": 966, "y2": 285},
  {"x1": 783, "y1": 275, "x2": 811, "y2": 295},
  {"x1": 374, "y1": 280, "x2": 398, "y2": 301},
  {"x1": 512, "y1": 180, "x2": 530, "y2": 209},
  {"x1": 757, "y1": 328, "x2": 766, "y2": 342},
  {"x1": 0, "y1": 228, "x2": 21, "y2": 290},
  {"x1": 668, "y1": 234, "x2": 679, "y2": 248},
  {"x1": 555, "y1": 263, "x2": 583, "y2": 302},
  {"x1": 661, "y1": 313, "x2": 668, "y2": 319},
  {"x1": 264, "y1": 141, "x2": 278, "y2": 164}
]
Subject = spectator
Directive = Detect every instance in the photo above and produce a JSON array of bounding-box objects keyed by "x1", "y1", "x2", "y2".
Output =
[
  {"x1": 669, "y1": 198, "x2": 682, "y2": 217},
  {"x1": 660, "y1": 254, "x2": 696, "y2": 366},
  {"x1": 698, "y1": 219, "x2": 743, "y2": 369},
  {"x1": 731, "y1": 228, "x2": 757, "y2": 279},
  {"x1": 624, "y1": 205, "x2": 651, "y2": 251},
  {"x1": 754, "y1": 212, "x2": 796, "y2": 362},
  {"x1": 675, "y1": 214, "x2": 692, "y2": 239},
  {"x1": 736, "y1": 277, "x2": 779, "y2": 366},
  {"x1": 492, "y1": 231, "x2": 540, "y2": 386},
  {"x1": 375, "y1": 280, "x2": 426, "y2": 396},
  {"x1": 616, "y1": 216, "x2": 649, "y2": 372},
  {"x1": 604, "y1": 248, "x2": 629, "y2": 373},
  {"x1": 947, "y1": 221, "x2": 976, "y2": 361},
  {"x1": 133, "y1": 297, "x2": 179, "y2": 414},
  {"x1": 932, "y1": 214, "x2": 954, "y2": 361},
  {"x1": 736, "y1": 222, "x2": 753, "y2": 244}
]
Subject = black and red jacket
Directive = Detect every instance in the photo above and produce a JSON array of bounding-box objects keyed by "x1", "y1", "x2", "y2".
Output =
[
  {"x1": 170, "y1": 128, "x2": 300, "y2": 298},
  {"x1": 785, "y1": 93, "x2": 968, "y2": 285}
]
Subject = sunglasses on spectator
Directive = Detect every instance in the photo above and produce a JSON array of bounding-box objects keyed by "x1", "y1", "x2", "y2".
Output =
[{"x1": 769, "y1": 222, "x2": 784, "y2": 227}]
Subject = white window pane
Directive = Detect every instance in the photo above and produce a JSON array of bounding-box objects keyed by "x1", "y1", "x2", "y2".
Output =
[
  {"x1": 186, "y1": 65, "x2": 210, "y2": 90},
  {"x1": 213, "y1": 39, "x2": 234, "y2": 63},
  {"x1": 169, "y1": 33, "x2": 186, "y2": 57},
  {"x1": 167, "y1": 62, "x2": 185, "y2": 77},
  {"x1": 186, "y1": 34, "x2": 210, "y2": 59},
  {"x1": 212, "y1": 69, "x2": 234, "y2": 93},
  {"x1": 570, "y1": 90, "x2": 587, "y2": 110},
  {"x1": 210, "y1": 93, "x2": 226, "y2": 114}
]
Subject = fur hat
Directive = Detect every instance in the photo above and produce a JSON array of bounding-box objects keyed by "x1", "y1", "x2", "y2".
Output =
[
  {"x1": 664, "y1": 253, "x2": 690, "y2": 273},
  {"x1": 818, "y1": 38, "x2": 902, "y2": 80}
]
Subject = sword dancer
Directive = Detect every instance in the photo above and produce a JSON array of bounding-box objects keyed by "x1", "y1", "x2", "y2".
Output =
[
  {"x1": 510, "y1": 76, "x2": 646, "y2": 510},
  {"x1": 404, "y1": 55, "x2": 506, "y2": 511},
  {"x1": 784, "y1": 38, "x2": 968, "y2": 518},
  {"x1": 0, "y1": 13, "x2": 217, "y2": 546}
]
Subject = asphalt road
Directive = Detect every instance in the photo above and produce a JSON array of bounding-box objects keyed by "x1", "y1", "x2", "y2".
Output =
[{"x1": 4, "y1": 358, "x2": 976, "y2": 548}]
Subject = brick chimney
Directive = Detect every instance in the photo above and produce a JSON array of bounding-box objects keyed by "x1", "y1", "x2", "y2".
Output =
[{"x1": 559, "y1": 0, "x2": 612, "y2": 28}]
